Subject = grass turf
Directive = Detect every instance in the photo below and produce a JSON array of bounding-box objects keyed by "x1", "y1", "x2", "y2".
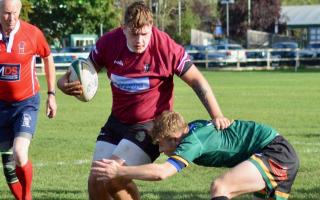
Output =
[{"x1": 0, "y1": 70, "x2": 319, "y2": 199}]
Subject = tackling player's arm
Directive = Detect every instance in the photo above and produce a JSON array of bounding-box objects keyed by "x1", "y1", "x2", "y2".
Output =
[
  {"x1": 180, "y1": 64, "x2": 232, "y2": 129},
  {"x1": 91, "y1": 157, "x2": 186, "y2": 181}
]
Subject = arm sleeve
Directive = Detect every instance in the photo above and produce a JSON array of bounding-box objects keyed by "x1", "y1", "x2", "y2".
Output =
[
  {"x1": 172, "y1": 45, "x2": 193, "y2": 77},
  {"x1": 89, "y1": 35, "x2": 107, "y2": 68},
  {"x1": 167, "y1": 157, "x2": 187, "y2": 172},
  {"x1": 35, "y1": 28, "x2": 51, "y2": 58}
]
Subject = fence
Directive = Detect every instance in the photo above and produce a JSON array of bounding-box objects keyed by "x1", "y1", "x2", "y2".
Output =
[
  {"x1": 186, "y1": 48, "x2": 320, "y2": 71},
  {"x1": 36, "y1": 52, "x2": 89, "y2": 74},
  {"x1": 36, "y1": 49, "x2": 320, "y2": 74}
]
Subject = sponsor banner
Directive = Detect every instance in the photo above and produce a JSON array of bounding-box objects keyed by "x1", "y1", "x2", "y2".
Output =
[{"x1": 0, "y1": 64, "x2": 21, "y2": 81}]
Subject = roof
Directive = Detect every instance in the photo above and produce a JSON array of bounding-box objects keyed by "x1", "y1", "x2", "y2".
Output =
[{"x1": 281, "y1": 5, "x2": 320, "y2": 28}]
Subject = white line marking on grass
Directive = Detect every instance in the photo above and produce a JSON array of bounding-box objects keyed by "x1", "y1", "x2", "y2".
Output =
[
  {"x1": 301, "y1": 149, "x2": 320, "y2": 153},
  {"x1": 0, "y1": 159, "x2": 91, "y2": 169},
  {"x1": 33, "y1": 159, "x2": 90, "y2": 167},
  {"x1": 291, "y1": 141, "x2": 320, "y2": 146}
]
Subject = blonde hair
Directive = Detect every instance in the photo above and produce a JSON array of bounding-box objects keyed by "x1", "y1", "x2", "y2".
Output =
[
  {"x1": 151, "y1": 111, "x2": 188, "y2": 143},
  {"x1": 124, "y1": 1, "x2": 153, "y2": 31}
]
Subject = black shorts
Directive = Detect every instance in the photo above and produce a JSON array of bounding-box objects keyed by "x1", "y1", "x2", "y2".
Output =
[
  {"x1": 249, "y1": 135, "x2": 299, "y2": 200},
  {"x1": 97, "y1": 115, "x2": 160, "y2": 162}
]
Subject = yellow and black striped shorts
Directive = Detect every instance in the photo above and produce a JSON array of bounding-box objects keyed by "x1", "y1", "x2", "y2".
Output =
[{"x1": 249, "y1": 136, "x2": 299, "y2": 200}]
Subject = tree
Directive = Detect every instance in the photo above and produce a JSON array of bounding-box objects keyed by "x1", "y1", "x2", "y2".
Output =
[
  {"x1": 191, "y1": 0, "x2": 218, "y2": 33},
  {"x1": 165, "y1": 1, "x2": 200, "y2": 44},
  {"x1": 218, "y1": 0, "x2": 282, "y2": 43},
  {"x1": 28, "y1": 0, "x2": 121, "y2": 45},
  {"x1": 20, "y1": 0, "x2": 33, "y2": 21},
  {"x1": 153, "y1": 0, "x2": 201, "y2": 45}
]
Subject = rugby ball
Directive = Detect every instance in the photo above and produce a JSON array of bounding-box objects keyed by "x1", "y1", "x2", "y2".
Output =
[{"x1": 69, "y1": 58, "x2": 98, "y2": 102}]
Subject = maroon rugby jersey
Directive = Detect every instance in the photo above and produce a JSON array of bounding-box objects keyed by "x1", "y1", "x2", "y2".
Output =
[{"x1": 90, "y1": 27, "x2": 191, "y2": 124}]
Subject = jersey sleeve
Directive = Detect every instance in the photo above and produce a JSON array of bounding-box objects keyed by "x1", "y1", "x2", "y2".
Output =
[
  {"x1": 166, "y1": 157, "x2": 187, "y2": 172},
  {"x1": 89, "y1": 35, "x2": 107, "y2": 68},
  {"x1": 170, "y1": 41, "x2": 193, "y2": 77},
  {"x1": 155, "y1": 28, "x2": 193, "y2": 77},
  {"x1": 35, "y1": 28, "x2": 50, "y2": 58}
]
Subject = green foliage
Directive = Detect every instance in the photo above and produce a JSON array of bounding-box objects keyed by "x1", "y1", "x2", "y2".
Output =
[
  {"x1": 20, "y1": 0, "x2": 33, "y2": 21},
  {"x1": 0, "y1": 71, "x2": 320, "y2": 199},
  {"x1": 167, "y1": 1, "x2": 201, "y2": 45},
  {"x1": 26, "y1": 0, "x2": 121, "y2": 44},
  {"x1": 218, "y1": 0, "x2": 282, "y2": 43},
  {"x1": 18, "y1": 0, "x2": 320, "y2": 46}
]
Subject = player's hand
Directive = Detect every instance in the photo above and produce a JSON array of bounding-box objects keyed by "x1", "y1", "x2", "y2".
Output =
[
  {"x1": 212, "y1": 116, "x2": 233, "y2": 130},
  {"x1": 91, "y1": 159, "x2": 123, "y2": 181},
  {"x1": 57, "y1": 70, "x2": 83, "y2": 96},
  {"x1": 46, "y1": 94, "x2": 57, "y2": 118}
]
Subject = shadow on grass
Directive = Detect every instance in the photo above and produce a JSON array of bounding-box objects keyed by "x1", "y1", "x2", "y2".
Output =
[{"x1": 140, "y1": 189, "x2": 252, "y2": 200}]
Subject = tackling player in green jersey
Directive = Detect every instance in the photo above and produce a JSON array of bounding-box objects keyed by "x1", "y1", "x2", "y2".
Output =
[{"x1": 91, "y1": 111, "x2": 299, "y2": 200}]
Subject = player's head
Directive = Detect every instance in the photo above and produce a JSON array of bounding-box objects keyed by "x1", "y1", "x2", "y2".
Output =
[
  {"x1": 123, "y1": 1, "x2": 153, "y2": 54},
  {"x1": 151, "y1": 111, "x2": 189, "y2": 156},
  {"x1": 0, "y1": 0, "x2": 21, "y2": 35}
]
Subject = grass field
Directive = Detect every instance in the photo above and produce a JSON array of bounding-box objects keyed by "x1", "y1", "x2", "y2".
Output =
[{"x1": 1, "y1": 70, "x2": 319, "y2": 200}]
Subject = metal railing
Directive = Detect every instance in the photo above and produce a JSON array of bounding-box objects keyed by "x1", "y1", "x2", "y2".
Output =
[
  {"x1": 188, "y1": 48, "x2": 320, "y2": 71},
  {"x1": 35, "y1": 49, "x2": 320, "y2": 74}
]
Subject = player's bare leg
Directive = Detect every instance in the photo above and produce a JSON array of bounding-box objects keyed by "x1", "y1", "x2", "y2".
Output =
[
  {"x1": 210, "y1": 160, "x2": 265, "y2": 199},
  {"x1": 108, "y1": 177, "x2": 140, "y2": 200},
  {"x1": 88, "y1": 156, "x2": 140, "y2": 200},
  {"x1": 88, "y1": 173, "x2": 113, "y2": 200},
  {"x1": 88, "y1": 173, "x2": 140, "y2": 200}
]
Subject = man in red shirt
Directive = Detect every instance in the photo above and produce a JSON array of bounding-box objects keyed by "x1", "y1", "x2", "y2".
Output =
[
  {"x1": 58, "y1": 1, "x2": 231, "y2": 200},
  {"x1": 0, "y1": 0, "x2": 57, "y2": 199}
]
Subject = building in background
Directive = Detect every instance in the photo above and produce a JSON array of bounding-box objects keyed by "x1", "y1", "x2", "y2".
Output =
[{"x1": 281, "y1": 5, "x2": 320, "y2": 44}]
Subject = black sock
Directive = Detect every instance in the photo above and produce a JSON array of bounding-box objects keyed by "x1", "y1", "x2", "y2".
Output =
[{"x1": 211, "y1": 196, "x2": 229, "y2": 200}]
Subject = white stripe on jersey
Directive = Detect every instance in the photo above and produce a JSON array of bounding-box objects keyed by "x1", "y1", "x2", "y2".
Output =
[
  {"x1": 31, "y1": 56, "x2": 36, "y2": 95},
  {"x1": 7, "y1": 21, "x2": 20, "y2": 53},
  {"x1": 111, "y1": 73, "x2": 150, "y2": 93},
  {"x1": 176, "y1": 51, "x2": 191, "y2": 76}
]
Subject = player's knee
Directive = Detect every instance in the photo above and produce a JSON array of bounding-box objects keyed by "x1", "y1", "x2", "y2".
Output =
[
  {"x1": 211, "y1": 178, "x2": 229, "y2": 197},
  {"x1": 1, "y1": 154, "x2": 19, "y2": 184},
  {"x1": 88, "y1": 173, "x2": 100, "y2": 191},
  {"x1": 88, "y1": 172, "x2": 111, "y2": 195},
  {"x1": 12, "y1": 149, "x2": 28, "y2": 166}
]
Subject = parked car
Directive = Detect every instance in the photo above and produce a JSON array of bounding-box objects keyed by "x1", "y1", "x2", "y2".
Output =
[
  {"x1": 184, "y1": 44, "x2": 201, "y2": 60},
  {"x1": 271, "y1": 41, "x2": 316, "y2": 66},
  {"x1": 53, "y1": 55, "x2": 76, "y2": 64},
  {"x1": 196, "y1": 45, "x2": 227, "y2": 67},
  {"x1": 60, "y1": 46, "x2": 92, "y2": 59},
  {"x1": 306, "y1": 42, "x2": 320, "y2": 57},
  {"x1": 271, "y1": 41, "x2": 298, "y2": 59},
  {"x1": 60, "y1": 46, "x2": 93, "y2": 53},
  {"x1": 246, "y1": 49, "x2": 267, "y2": 66},
  {"x1": 214, "y1": 43, "x2": 247, "y2": 65},
  {"x1": 185, "y1": 45, "x2": 227, "y2": 67}
]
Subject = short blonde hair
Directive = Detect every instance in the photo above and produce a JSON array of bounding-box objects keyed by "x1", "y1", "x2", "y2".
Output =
[
  {"x1": 124, "y1": 1, "x2": 153, "y2": 31},
  {"x1": 151, "y1": 111, "x2": 188, "y2": 143}
]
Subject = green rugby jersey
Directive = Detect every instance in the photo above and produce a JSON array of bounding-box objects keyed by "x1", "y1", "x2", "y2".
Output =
[{"x1": 172, "y1": 120, "x2": 278, "y2": 168}]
